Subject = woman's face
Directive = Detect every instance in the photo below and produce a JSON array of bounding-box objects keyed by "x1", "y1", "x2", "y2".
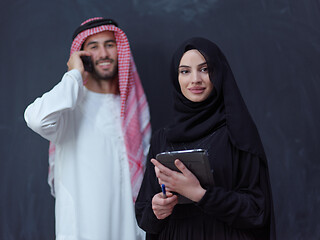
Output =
[{"x1": 178, "y1": 49, "x2": 213, "y2": 102}]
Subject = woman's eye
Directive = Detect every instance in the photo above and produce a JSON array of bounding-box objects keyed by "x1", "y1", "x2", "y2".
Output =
[
  {"x1": 180, "y1": 70, "x2": 189, "y2": 74},
  {"x1": 200, "y1": 67, "x2": 208, "y2": 72}
]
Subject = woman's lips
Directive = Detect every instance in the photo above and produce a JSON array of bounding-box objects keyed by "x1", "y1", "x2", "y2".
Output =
[{"x1": 188, "y1": 87, "x2": 205, "y2": 94}]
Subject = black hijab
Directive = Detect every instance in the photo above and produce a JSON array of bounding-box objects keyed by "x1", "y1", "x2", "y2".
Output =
[{"x1": 166, "y1": 37, "x2": 266, "y2": 160}]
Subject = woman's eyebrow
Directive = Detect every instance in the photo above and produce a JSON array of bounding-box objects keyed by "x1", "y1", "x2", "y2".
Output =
[
  {"x1": 198, "y1": 62, "x2": 207, "y2": 67},
  {"x1": 179, "y1": 62, "x2": 207, "y2": 68},
  {"x1": 179, "y1": 65, "x2": 191, "y2": 68}
]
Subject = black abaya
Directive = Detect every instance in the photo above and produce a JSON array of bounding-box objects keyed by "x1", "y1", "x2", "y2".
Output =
[
  {"x1": 135, "y1": 37, "x2": 276, "y2": 239},
  {"x1": 135, "y1": 126, "x2": 275, "y2": 240}
]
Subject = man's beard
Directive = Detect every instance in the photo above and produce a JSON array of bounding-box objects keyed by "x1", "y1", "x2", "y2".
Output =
[{"x1": 92, "y1": 59, "x2": 118, "y2": 81}]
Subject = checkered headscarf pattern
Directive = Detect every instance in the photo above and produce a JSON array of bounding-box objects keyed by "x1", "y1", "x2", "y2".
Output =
[{"x1": 48, "y1": 18, "x2": 151, "y2": 202}]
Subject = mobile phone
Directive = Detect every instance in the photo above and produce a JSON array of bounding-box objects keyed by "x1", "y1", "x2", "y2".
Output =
[{"x1": 80, "y1": 56, "x2": 93, "y2": 72}]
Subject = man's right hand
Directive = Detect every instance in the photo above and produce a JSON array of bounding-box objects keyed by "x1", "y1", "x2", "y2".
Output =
[
  {"x1": 151, "y1": 192, "x2": 178, "y2": 219},
  {"x1": 67, "y1": 51, "x2": 91, "y2": 75}
]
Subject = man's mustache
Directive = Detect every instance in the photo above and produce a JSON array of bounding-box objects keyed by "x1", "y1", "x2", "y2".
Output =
[{"x1": 95, "y1": 58, "x2": 114, "y2": 65}]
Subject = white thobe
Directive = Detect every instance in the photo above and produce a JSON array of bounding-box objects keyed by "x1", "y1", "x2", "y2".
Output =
[{"x1": 24, "y1": 69, "x2": 145, "y2": 240}]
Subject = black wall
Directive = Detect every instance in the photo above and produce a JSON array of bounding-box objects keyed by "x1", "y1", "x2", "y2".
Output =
[{"x1": 1, "y1": 0, "x2": 320, "y2": 239}]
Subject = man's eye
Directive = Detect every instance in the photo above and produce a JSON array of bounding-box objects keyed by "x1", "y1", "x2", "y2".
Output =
[{"x1": 106, "y1": 43, "x2": 115, "y2": 48}]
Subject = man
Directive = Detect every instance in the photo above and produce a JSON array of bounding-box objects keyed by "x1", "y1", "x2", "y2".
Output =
[{"x1": 24, "y1": 17, "x2": 151, "y2": 240}]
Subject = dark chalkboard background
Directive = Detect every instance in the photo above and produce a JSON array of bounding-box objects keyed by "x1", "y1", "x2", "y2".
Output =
[{"x1": 1, "y1": 0, "x2": 319, "y2": 239}]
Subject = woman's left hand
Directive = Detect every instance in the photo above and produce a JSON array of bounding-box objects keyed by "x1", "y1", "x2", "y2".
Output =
[{"x1": 151, "y1": 158, "x2": 206, "y2": 202}]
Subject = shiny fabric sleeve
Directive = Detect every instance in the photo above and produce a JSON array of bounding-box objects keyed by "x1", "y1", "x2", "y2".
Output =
[
  {"x1": 24, "y1": 69, "x2": 84, "y2": 143},
  {"x1": 196, "y1": 148, "x2": 272, "y2": 231}
]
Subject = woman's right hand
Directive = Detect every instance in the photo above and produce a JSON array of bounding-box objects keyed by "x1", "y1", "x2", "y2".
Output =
[{"x1": 152, "y1": 192, "x2": 178, "y2": 219}]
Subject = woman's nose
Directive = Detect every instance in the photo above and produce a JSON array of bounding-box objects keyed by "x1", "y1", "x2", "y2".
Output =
[{"x1": 191, "y1": 72, "x2": 202, "y2": 84}]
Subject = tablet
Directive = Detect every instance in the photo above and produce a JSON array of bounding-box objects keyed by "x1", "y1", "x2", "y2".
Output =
[{"x1": 156, "y1": 149, "x2": 214, "y2": 203}]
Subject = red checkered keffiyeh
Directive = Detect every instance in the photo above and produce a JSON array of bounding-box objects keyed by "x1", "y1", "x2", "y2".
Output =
[{"x1": 48, "y1": 18, "x2": 151, "y2": 202}]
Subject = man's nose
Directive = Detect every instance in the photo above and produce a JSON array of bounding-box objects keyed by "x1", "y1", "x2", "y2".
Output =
[{"x1": 99, "y1": 47, "x2": 110, "y2": 59}]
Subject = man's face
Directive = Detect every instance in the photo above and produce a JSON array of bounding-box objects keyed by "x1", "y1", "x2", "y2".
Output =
[{"x1": 83, "y1": 31, "x2": 118, "y2": 81}]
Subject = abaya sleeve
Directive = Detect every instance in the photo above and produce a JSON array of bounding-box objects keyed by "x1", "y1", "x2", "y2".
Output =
[
  {"x1": 198, "y1": 150, "x2": 271, "y2": 229},
  {"x1": 135, "y1": 130, "x2": 168, "y2": 234}
]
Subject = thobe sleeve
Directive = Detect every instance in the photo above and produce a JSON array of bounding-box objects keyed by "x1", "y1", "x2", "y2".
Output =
[
  {"x1": 196, "y1": 148, "x2": 272, "y2": 230},
  {"x1": 135, "y1": 131, "x2": 168, "y2": 235},
  {"x1": 24, "y1": 69, "x2": 83, "y2": 143}
]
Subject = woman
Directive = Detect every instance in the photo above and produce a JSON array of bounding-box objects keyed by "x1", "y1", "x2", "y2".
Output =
[{"x1": 135, "y1": 37, "x2": 276, "y2": 239}]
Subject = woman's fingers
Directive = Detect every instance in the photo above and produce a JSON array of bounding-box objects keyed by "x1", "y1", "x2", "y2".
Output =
[
  {"x1": 151, "y1": 158, "x2": 173, "y2": 176},
  {"x1": 152, "y1": 159, "x2": 174, "y2": 186},
  {"x1": 174, "y1": 159, "x2": 190, "y2": 175},
  {"x1": 151, "y1": 192, "x2": 178, "y2": 219}
]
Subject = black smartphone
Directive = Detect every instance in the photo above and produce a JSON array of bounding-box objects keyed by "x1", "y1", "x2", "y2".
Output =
[{"x1": 80, "y1": 56, "x2": 94, "y2": 73}]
